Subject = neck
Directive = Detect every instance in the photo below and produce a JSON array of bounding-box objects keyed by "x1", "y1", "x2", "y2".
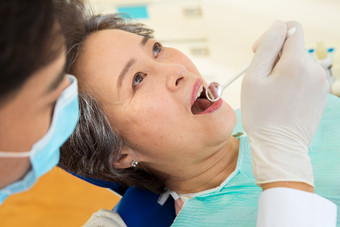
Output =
[{"x1": 165, "y1": 136, "x2": 240, "y2": 194}]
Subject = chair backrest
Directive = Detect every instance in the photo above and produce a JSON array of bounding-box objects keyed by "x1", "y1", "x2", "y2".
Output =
[
  {"x1": 67, "y1": 171, "x2": 176, "y2": 227},
  {"x1": 117, "y1": 186, "x2": 176, "y2": 227},
  {"x1": 66, "y1": 171, "x2": 127, "y2": 195}
]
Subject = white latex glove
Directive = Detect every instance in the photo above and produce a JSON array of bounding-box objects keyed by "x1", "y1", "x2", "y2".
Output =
[
  {"x1": 241, "y1": 21, "x2": 329, "y2": 186},
  {"x1": 82, "y1": 209, "x2": 127, "y2": 227}
]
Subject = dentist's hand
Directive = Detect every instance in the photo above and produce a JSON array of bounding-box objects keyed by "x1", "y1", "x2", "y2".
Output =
[
  {"x1": 241, "y1": 21, "x2": 329, "y2": 189},
  {"x1": 82, "y1": 209, "x2": 127, "y2": 227}
]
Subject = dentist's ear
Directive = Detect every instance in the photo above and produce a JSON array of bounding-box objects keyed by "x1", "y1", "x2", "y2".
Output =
[{"x1": 113, "y1": 147, "x2": 136, "y2": 169}]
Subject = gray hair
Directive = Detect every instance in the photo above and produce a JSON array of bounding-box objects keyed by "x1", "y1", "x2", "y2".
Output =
[
  {"x1": 56, "y1": 2, "x2": 164, "y2": 193},
  {"x1": 59, "y1": 92, "x2": 164, "y2": 193}
]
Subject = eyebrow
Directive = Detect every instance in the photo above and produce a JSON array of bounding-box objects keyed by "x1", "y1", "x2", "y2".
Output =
[
  {"x1": 117, "y1": 59, "x2": 136, "y2": 88},
  {"x1": 141, "y1": 36, "x2": 149, "y2": 46},
  {"x1": 45, "y1": 64, "x2": 66, "y2": 94},
  {"x1": 116, "y1": 37, "x2": 150, "y2": 89}
]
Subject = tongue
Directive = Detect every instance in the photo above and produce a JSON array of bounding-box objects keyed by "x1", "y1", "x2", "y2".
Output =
[{"x1": 191, "y1": 98, "x2": 212, "y2": 115}]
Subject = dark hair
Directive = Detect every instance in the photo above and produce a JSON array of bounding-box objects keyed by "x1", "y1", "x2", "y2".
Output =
[
  {"x1": 0, "y1": 0, "x2": 65, "y2": 106},
  {"x1": 56, "y1": 5, "x2": 165, "y2": 193}
]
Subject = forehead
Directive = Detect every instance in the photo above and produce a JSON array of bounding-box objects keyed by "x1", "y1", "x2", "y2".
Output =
[
  {"x1": 74, "y1": 29, "x2": 143, "y2": 100},
  {"x1": 75, "y1": 29, "x2": 141, "y2": 81},
  {"x1": 83, "y1": 29, "x2": 141, "y2": 60}
]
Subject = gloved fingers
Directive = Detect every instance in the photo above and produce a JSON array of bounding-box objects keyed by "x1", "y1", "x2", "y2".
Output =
[
  {"x1": 275, "y1": 21, "x2": 328, "y2": 89},
  {"x1": 92, "y1": 209, "x2": 119, "y2": 220},
  {"x1": 251, "y1": 21, "x2": 286, "y2": 53},
  {"x1": 246, "y1": 21, "x2": 287, "y2": 79},
  {"x1": 82, "y1": 209, "x2": 127, "y2": 227},
  {"x1": 280, "y1": 21, "x2": 305, "y2": 58}
]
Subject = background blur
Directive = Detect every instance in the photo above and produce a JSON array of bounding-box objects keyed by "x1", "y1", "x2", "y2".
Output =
[
  {"x1": 88, "y1": 0, "x2": 340, "y2": 108},
  {"x1": 0, "y1": 0, "x2": 339, "y2": 226}
]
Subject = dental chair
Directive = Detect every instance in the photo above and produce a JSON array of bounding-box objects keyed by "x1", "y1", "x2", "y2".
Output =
[{"x1": 69, "y1": 172, "x2": 176, "y2": 227}]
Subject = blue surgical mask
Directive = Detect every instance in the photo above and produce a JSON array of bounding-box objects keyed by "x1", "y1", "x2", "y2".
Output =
[{"x1": 0, "y1": 74, "x2": 79, "y2": 205}]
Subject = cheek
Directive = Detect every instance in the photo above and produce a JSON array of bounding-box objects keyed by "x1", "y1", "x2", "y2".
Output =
[
  {"x1": 138, "y1": 99, "x2": 174, "y2": 136},
  {"x1": 1, "y1": 100, "x2": 52, "y2": 152},
  {"x1": 23, "y1": 98, "x2": 52, "y2": 141},
  {"x1": 121, "y1": 97, "x2": 175, "y2": 144}
]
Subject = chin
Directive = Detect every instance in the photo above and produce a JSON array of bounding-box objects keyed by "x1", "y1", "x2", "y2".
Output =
[
  {"x1": 206, "y1": 104, "x2": 236, "y2": 139},
  {"x1": 219, "y1": 103, "x2": 237, "y2": 129},
  {"x1": 217, "y1": 101, "x2": 236, "y2": 120}
]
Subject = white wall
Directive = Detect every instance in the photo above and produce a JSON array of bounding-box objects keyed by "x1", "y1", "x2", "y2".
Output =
[{"x1": 200, "y1": 0, "x2": 340, "y2": 108}]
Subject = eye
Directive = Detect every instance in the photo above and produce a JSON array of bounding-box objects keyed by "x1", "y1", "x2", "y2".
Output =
[
  {"x1": 132, "y1": 72, "x2": 146, "y2": 88},
  {"x1": 153, "y1": 42, "x2": 162, "y2": 58}
]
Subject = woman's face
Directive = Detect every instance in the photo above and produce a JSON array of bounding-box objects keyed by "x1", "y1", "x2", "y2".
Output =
[{"x1": 74, "y1": 29, "x2": 237, "y2": 175}]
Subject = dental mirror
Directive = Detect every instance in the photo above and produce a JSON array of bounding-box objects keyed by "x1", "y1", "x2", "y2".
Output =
[{"x1": 206, "y1": 64, "x2": 249, "y2": 102}]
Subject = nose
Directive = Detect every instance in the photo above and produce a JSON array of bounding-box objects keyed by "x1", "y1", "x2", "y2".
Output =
[{"x1": 160, "y1": 63, "x2": 187, "y2": 91}]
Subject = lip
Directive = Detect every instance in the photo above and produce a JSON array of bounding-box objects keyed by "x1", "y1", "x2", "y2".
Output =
[
  {"x1": 190, "y1": 78, "x2": 223, "y2": 115},
  {"x1": 191, "y1": 78, "x2": 203, "y2": 106},
  {"x1": 198, "y1": 98, "x2": 223, "y2": 115}
]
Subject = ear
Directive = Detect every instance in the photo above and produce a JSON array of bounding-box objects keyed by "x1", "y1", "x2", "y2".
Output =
[{"x1": 113, "y1": 147, "x2": 135, "y2": 169}]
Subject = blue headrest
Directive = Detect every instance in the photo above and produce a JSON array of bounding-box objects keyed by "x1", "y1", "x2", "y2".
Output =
[
  {"x1": 66, "y1": 170, "x2": 128, "y2": 195},
  {"x1": 66, "y1": 170, "x2": 176, "y2": 226},
  {"x1": 117, "y1": 187, "x2": 176, "y2": 227}
]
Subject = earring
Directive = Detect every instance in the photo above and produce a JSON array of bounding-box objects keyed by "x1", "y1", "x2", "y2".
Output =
[{"x1": 131, "y1": 160, "x2": 138, "y2": 168}]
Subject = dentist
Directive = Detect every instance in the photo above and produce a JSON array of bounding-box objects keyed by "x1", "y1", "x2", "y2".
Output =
[{"x1": 0, "y1": 0, "x2": 79, "y2": 203}]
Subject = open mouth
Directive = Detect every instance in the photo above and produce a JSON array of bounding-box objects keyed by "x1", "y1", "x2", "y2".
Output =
[{"x1": 191, "y1": 84, "x2": 214, "y2": 115}]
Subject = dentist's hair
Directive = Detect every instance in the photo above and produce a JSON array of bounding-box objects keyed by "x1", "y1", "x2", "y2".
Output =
[
  {"x1": 56, "y1": 2, "x2": 165, "y2": 194},
  {"x1": 0, "y1": 0, "x2": 65, "y2": 106}
]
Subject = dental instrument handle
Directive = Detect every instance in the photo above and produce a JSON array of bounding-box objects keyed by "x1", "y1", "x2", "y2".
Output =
[
  {"x1": 218, "y1": 27, "x2": 294, "y2": 90},
  {"x1": 206, "y1": 27, "x2": 296, "y2": 102},
  {"x1": 206, "y1": 63, "x2": 249, "y2": 102},
  {"x1": 221, "y1": 64, "x2": 249, "y2": 89}
]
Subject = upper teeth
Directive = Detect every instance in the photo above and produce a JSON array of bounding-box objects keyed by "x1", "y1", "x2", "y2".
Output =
[{"x1": 195, "y1": 84, "x2": 203, "y2": 100}]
